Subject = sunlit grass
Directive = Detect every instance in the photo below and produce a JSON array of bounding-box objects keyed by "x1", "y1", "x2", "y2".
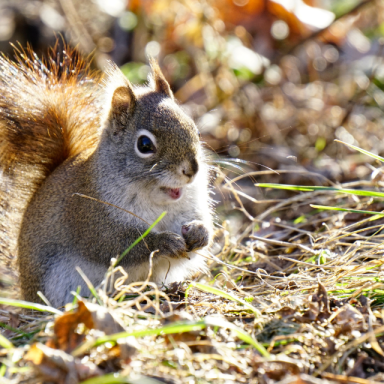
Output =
[
  {"x1": 0, "y1": 297, "x2": 62, "y2": 315},
  {"x1": 72, "y1": 315, "x2": 270, "y2": 358},
  {"x1": 186, "y1": 282, "x2": 261, "y2": 316}
]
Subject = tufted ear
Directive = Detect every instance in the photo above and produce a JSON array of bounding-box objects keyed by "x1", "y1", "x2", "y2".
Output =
[
  {"x1": 111, "y1": 84, "x2": 136, "y2": 121},
  {"x1": 149, "y1": 58, "x2": 174, "y2": 100},
  {"x1": 104, "y1": 60, "x2": 137, "y2": 131}
]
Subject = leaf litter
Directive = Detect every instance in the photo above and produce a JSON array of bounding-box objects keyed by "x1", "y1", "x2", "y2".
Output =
[
  {"x1": 3, "y1": 0, "x2": 384, "y2": 382},
  {"x1": 2, "y1": 175, "x2": 384, "y2": 383}
]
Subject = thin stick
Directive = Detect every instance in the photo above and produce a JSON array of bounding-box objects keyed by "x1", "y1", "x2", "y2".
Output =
[
  {"x1": 250, "y1": 235, "x2": 317, "y2": 255},
  {"x1": 73, "y1": 193, "x2": 150, "y2": 225}
]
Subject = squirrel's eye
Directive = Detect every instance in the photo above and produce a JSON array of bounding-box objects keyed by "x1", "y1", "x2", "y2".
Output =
[{"x1": 137, "y1": 135, "x2": 156, "y2": 154}]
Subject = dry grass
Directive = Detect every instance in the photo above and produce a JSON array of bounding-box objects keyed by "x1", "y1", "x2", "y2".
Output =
[
  {"x1": 2, "y1": 1, "x2": 384, "y2": 382},
  {"x1": 2, "y1": 171, "x2": 384, "y2": 383}
]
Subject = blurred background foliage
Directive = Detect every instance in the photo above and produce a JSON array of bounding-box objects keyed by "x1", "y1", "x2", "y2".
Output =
[{"x1": 1, "y1": 0, "x2": 384, "y2": 208}]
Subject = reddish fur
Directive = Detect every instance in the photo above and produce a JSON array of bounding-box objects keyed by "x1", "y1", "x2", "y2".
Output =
[{"x1": 0, "y1": 43, "x2": 102, "y2": 262}]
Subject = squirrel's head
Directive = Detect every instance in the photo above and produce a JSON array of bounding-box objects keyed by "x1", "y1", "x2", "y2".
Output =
[{"x1": 100, "y1": 60, "x2": 203, "y2": 205}]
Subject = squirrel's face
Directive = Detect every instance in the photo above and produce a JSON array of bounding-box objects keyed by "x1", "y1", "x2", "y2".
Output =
[
  {"x1": 102, "y1": 61, "x2": 203, "y2": 205},
  {"x1": 131, "y1": 95, "x2": 201, "y2": 204}
]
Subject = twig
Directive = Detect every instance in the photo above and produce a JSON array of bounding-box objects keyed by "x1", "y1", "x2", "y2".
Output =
[
  {"x1": 321, "y1": 372, "x2": 383, "y2": 384},
  {"x1": 73, "y1": 193, "x2": 150, "y2": 225},
  {"x1": 278, "y1": 256, "x2": 335, "y2": 270},
  {"x1": 250, "y1": 235, "x2": 317, "y2": 255},
  {"x1": 58, "y1": 0, "x2": 96, "y2": 54}
]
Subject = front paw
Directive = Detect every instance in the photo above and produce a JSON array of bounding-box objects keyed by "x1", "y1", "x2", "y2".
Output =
[
  {"x1": 155, "y1": 231, "x2": 188, "y2": 259},
  {"x1": 181, "y1": 220, "x2": 210, "y2": 252}
]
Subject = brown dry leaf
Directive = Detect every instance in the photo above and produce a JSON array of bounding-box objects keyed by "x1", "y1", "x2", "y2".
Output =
[
  {"x1": 275, "y1": 281, "x2": 299, "y2": 290},
  {"x1": 331, "y1": 304, "x2": 366, "y2": 337},
  {"x1": 47, "y1": 301, "x2": 94, "y2": 353},
  {"x1": 159, "y1": 301, "x2": 184, "y2": 314},
  {"x1": 48, "y1": 301, "x2": 136, "y2": 360},
  {"x1": 358, "y1": 295, "x2": 369, "y2": 313},
  {"x1": 332, "y1": 304, "x2": 366, "y2": 327},
  {"x1": 162, "y1": 312, "x2": 206, "y2": 347},
  {"x1": 166, "y1": 281, "x2": 186, "y2": 296},
  {"x1": 25, "y1": 343, "x2": 102, "y2": 384},
  {"x1": 164, "y1": 330, "x2": 204, "y2": 346},
  {"x1": 295, "y1": 283, "x2": 331, "y2": 323},
  {"x1": 253, "y1": 360, "x2": 301, "y2": 381},
  {"x1": 276, "y1": 306, "x2": 297, "y2": 319},
  {"x1": 295, "y1": 302, "x2": 318, "y2": 323},
  {"x1": 311, "y1": 282, "x2": 331, "y2": 321}
]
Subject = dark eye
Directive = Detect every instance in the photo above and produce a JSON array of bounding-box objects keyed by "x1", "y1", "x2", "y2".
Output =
[{"x1": 137, "y1": 135, "x2": 156, "y2": 154}]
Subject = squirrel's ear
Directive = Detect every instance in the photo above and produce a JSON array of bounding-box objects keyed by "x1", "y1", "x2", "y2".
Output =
[
  {"x1": 111, "y1": 85, "x2": 136, "y2": 119},
  {"x1": 149, "y1": 58, "x2": 174, "y2": 100}
]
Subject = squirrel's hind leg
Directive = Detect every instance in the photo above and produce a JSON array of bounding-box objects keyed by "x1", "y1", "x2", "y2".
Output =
[{"x1": 43, "y1": 255, "x2": 108, "y2": 307}]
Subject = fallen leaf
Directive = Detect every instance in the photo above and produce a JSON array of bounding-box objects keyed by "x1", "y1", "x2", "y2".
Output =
[
  {"x1": 25, "y1": 343, "x2": 102, "y2": 384},
  {"x1": 331, "y1": 304, "x2": 366, "y2": 337},
  {"x1": 295, "y1": 302, "x2": 318, "y2": 323},
  {"x1": 48, "y1": 301, "x2": 136, "y2": 361},
  {"x1": 252, "y1": 360, "x2": 300, "y2": 381},
  {"x1": 276, "y1": 306, "x2": 297, "y2": 318},
  {"x1": 311, "y1": 282, "x2": 331, "y2": 320}
]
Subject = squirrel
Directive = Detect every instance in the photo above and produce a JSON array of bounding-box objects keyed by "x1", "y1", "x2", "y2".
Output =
[{"x1": 0, "y1": 44, "x2": 213, "y2": 307}]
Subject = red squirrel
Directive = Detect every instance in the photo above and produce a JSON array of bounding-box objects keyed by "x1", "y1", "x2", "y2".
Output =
[{"x1": 0, "y1": 45, "x2": 213, "y2": 307}]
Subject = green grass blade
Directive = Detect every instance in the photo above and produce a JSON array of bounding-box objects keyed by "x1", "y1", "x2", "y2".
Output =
[
  {"x1": 204, "y1": 316, "x2": 270, "y2": 358},
  {"x1": 114, "y1": 211, "x2": 167, "y2": 266},
  {"x1": 93, "y1": 320, "x2": 205, "y2": 344},
  {"x1": 0, "y1": 333, "x2": 13, "y2": 349},
  {"x1": 73, "y1": 316, "x2": 269, "y2": 358},
  {"x1": 0, "y1": 322, "x2": 29, "y2": 337},
  {"x1": 186, "y1": 282, "x2": 261, "y2": 316},
  {"x1": 72, "y1": 285, "x2": 82, "y2": 306},
  {"x1": 311, "y1": 205, "x2": 384, "y2": 216},
  {"x1": 257, "y1": 183, "x2": 328, "y2": 192},
  {"x1": 256, "y1": 183, "x2": 384, "y2": 198},
  {"x1": 0, "y1": 297, "x2": 62, "y2": 315},
  {"x1": 335, "y1": 139, "x2": 384, "y2": 163},
  {"x1": 72, "y1": 320, "x2": 206, "y2": 356},
  {"x1": 75, "y1": 267, "x2": 102, "y2": 306}
]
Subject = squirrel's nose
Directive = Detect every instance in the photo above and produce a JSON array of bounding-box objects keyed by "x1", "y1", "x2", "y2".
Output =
[{"x1": 182, "y1": 158, "x2": 199, "y2": 180}]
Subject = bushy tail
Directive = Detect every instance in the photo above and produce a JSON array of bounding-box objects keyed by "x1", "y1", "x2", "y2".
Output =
[{"x1": 0, "y1": 43, "x2": 102, "y2": 265}]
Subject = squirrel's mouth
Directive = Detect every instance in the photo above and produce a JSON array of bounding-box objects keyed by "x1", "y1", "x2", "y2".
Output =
[{"x1": 161, "y1": 187, "x2": 182, "y2": 200}]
